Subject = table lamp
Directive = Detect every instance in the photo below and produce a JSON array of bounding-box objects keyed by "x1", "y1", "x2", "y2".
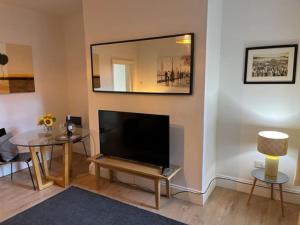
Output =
[{"x1": 257, "y1": 131, "x2": 289, "y2": 179}]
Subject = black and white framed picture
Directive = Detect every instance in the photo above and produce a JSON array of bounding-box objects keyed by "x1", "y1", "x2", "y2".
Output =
[{"x1": 244, "y1": 44, "x2": 298, "y2": 84}]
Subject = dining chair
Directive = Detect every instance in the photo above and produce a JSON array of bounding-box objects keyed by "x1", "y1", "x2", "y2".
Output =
[
  {"x1": 0, "y1": 128, "x2": 36, "y2": 190},
  {"x1": 0, "y1": 128, "x2": 6, "y2": 137},
  {"x1": 67, "y1": 116, "x2": 88, "y2": 158},
  {"x1": 49, "y1": 116, "x2": 88, "y2": 169}
]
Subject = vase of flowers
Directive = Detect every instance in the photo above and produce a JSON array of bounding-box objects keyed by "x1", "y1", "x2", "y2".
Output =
[{"x1": 38, "y1": 113, "x2": 56, "y2": 135}]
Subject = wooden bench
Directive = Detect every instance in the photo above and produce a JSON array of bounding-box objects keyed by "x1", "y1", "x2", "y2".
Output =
[{"x1": 88, "y1": 154, "x2": 181, "y2": 209}]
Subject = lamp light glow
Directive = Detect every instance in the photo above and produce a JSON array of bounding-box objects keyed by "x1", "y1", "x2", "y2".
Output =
[
  {"x1": 266, "y1": 155, "x2": 279, "y2": 160},
  {"x1": 176, "y1": 35, "x2": 191, "y2": 44},
  {"x1": 258, "y1": 131, "x2": 289, "y2": 140}
]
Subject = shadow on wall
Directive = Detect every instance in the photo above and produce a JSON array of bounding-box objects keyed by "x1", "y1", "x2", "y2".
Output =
[
  {"x1": 216, "y1": 91, "x2": 300, "y2": 187},
  {"x1": 169, "y1": 124, "x2": 186, "y2": 185}
]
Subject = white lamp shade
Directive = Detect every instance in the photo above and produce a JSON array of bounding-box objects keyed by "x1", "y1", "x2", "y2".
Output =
[{"x1": 257, "y1": 131, "x2": 289, "y2": 156}]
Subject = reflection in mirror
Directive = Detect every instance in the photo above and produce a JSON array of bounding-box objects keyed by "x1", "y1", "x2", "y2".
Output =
[{"x1": 91, "y1": 33, "x2": 193, "y2": 94}]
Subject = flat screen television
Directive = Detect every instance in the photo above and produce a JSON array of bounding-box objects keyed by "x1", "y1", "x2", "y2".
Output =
[{"x1": 99, "y1": 110, "x2": 170, "y2": 168}]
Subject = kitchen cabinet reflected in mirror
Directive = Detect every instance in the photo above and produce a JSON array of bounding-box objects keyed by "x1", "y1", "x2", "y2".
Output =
[{"x1": 90, "y1": 33, "x2": 194, "y2": 95}]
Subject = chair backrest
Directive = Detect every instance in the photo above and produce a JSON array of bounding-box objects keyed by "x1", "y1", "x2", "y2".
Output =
[
  {"x1": 0, "y1": 128, "x2": 6, "y2": 137},
  {"x1": 0, "y1": 128, "x2": 6, "y2": 162},
  {"x1": 66, "y1": 116, "x2": 82, "y2": 128}
]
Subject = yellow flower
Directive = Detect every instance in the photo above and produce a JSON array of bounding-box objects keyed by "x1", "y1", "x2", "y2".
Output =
[
  {"x1": 43, "y1": 118, "x2": 53, "y2": 127},
  {"x1": 45, "y1": 113, "x2": 53, "y2": 118},
  {"x1": 38, "y1": 117, "x2": 44, "y2": 125},
  {"x1": 38, "y1": 113, "x2": 56, "y2": 127}
]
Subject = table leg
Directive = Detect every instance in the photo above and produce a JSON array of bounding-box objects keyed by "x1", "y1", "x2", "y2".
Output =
[
  {"x1": 166, "y1": 179, "x2": 171, "y2": 198},
  {"x1": 279, "y1": 184, "x2": 285, "y2": 217},
  {"x1": 68, "y1": 143, "x2": 73, "y2": 178},
  {"x1": 247, "y1": 178, "x2": 257, "y2": 205},
  {"x1": 63, "y1": 143, "x2": 70, "y2": 187},
  {"x1": 154, "y1": 179, "x2": 160, "y2": 210},
  {"x1": 29, "y1": 147, "x2": 53, "y2": 190},
  {"x1": 45, "y1": 143, "x2": 72, "y2": 188}
]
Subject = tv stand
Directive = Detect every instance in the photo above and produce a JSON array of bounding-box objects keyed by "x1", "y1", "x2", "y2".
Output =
[{"x1": 88, "y1": 154, "x2": 181, "y2": 210}]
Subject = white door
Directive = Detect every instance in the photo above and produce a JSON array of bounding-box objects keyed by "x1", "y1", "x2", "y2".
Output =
[{"x1": 113, "y1": 64, "x2": 127, "y2": 91}]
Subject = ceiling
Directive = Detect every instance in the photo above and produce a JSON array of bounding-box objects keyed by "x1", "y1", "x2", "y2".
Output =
[{"x1": 0, "y1": 0, "x2": 82, "y2": 17}]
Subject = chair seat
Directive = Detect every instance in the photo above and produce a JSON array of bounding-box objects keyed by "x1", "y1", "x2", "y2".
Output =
[{"x1": 11, "y1": 152, "x2": 32, "y2": 163}]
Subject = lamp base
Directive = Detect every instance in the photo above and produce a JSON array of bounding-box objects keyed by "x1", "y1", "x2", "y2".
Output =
[{"x1": 265, "y1": 155, "x2": 279, "y2": 180}]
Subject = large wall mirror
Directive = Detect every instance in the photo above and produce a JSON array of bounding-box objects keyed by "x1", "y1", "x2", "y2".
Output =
[{"x1": 90, "y1": 33, "x2": 194, "y2": 95}]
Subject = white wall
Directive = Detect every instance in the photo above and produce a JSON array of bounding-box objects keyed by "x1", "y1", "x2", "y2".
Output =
[
  {"x1": 202, "y1": 0, "x2": 223, "y2": 203},
  {"x1": 216, "y1": 0, "x2": 300, "y2": 201},
  {"x1": 0, "y1": 3, "x2": 69, "y2": 176},
  {"x1": 64, "y1": 12, "x2": 88, "y2": 126},
  {"x1": 83, "y1": 0, "x2": 207, "y2": 204},
  {"x1": 63, "y1": 12, "x2": 89, "y2": 154},
  {"x1": 0, "y1": 3, "x2": 90, "y2": 176}
]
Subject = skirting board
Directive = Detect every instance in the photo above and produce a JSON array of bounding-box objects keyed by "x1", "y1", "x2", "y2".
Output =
[
  {"x1": 89, "y1": 163, "x2": 204, "y2": 205},
  {"x1": 202, "y1": 179, "x2": 216, "y2": 204},
  {"x1": 216, "y1": 173, "x2": 300, "y2": 205},
  {"x1": 0, "y1": 162, "x2": 29, "y2": 177}
]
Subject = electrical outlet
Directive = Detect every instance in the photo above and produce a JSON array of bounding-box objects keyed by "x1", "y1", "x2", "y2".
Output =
[{"x1": 254, "y1": 161, "x2": 265, "y2": 168}]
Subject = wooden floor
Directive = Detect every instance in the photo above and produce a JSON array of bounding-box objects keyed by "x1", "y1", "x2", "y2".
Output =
[{"x1": 1, "y1": 153, "x2": 300, "y2": 225}]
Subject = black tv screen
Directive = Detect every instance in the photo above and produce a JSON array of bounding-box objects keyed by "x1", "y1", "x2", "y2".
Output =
[{"x1": 99, "y1": 110, "x2": 169, "y2": 168}]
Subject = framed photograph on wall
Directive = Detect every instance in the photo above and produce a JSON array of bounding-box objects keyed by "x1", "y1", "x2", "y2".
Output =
[{"x1": 244, "y1": 44, "x2": 298, "y2": 84}]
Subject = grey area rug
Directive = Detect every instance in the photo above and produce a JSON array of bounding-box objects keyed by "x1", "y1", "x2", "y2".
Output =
[{"x1": 1, "y1": 186, "x2": 186, "y2": 225}]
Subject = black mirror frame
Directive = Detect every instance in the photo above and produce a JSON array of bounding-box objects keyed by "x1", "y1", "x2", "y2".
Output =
[{"x1": 90, "y1": 33, "x2": 194, "y2": 95}]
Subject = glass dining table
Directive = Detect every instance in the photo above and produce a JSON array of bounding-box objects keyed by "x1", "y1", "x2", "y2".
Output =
[{"x1": 9, "y1": 128, "x2": 89, "y2": 191}]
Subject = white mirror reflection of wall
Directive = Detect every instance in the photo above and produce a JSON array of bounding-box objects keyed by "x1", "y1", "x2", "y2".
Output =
[
  {"x1": 91, "y1": 34, "x2": 193, "y2": 94},
  {"x1": 113, "y1": 64, "x2": 126, "y2": 91}
]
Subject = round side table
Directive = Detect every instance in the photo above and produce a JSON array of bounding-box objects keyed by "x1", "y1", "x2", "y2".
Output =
[{"x1": 247, "y1": 169, "x2": 289, "y2": 217}]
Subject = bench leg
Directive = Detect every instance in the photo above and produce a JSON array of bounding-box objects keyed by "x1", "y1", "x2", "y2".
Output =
[
  {"x1": 166, "y1": 179, "x2": 171, "y2": 198},
  {"x1": 95, "y1": 163, "x2": 100, "y2": 187},
  {"x1": 109, "y1": 169, "x2": 114, "y2": 183},
  {"x1": 155, "y1": 179, "x2": 160, "y2": 210}
]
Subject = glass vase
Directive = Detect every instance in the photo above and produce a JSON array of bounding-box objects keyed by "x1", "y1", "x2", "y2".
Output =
[{"x1": 44, "y1": 126, "x2": 53, "y2": 137}]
